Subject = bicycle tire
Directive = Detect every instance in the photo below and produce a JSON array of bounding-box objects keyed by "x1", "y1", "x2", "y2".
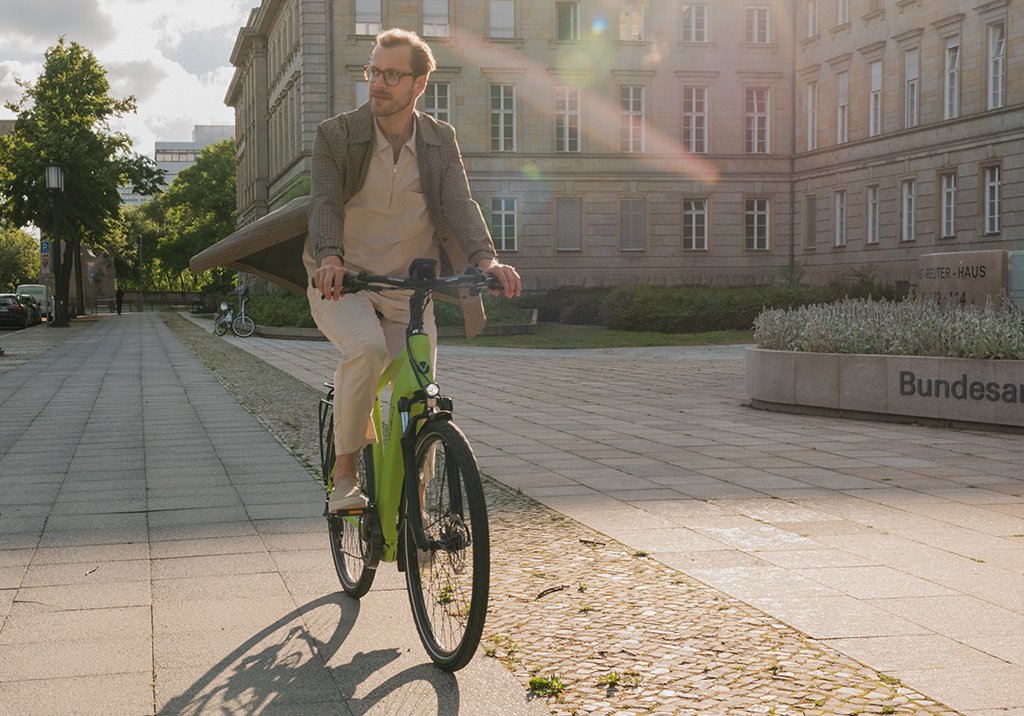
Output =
[
  {"x1": 232, "y1": 315, "x2": 255, "y2": 337},
  {"x1": 402, "y1": 420, "x2": 489, "y2": 672},
  {"x1": 328, "y1": 443, "x2": 379, "y2": 597},
  {"x1": 214, "y1": 316, "x2": 228, "y2": 336}
]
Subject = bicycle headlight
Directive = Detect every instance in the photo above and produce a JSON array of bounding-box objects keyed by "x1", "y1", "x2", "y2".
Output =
[{"x1": 425, "y1": 383, "x2": 440, "y2": 398}]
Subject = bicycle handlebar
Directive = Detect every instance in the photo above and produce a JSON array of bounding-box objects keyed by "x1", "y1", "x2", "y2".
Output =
[{"x1": 312, "y1": 267, "x2": 501, "y2": 298}]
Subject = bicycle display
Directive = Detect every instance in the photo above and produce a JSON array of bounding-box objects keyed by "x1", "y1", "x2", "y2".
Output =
[{"x1": 317, "y1": 260, "x2": 496, "y2": 671}]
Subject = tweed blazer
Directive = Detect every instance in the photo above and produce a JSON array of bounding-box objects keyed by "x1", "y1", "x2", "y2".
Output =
[{"x1": 307, "y1": 104, "x2": 496, "y2": 337}]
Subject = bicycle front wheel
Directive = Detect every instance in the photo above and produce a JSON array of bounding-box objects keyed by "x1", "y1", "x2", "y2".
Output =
[
  {"x1": 328, "y1": 445, "x2": 379, "y2": 597},
  {"x1": 214, "y1": 316, "x2": 228, "y2": 336},
  {"x1": 232, "y1": 315, "x2": 255, "y2": 337},
  {"x1": 402, "y1": 420, "x2": 489, "y2": 672}
]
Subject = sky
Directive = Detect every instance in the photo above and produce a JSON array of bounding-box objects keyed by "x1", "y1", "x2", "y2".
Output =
[{"x1": 0, "y1": 0, "x2": 261, "y2": 157}]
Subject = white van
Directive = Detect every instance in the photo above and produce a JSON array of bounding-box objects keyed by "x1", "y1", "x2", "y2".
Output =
[{"x1": 16, "y1": 284, "x2": 50, "y2": 321}]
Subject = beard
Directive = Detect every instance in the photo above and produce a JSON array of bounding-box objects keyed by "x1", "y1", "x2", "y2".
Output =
[{"x1": 369, "y1": 83, "x2": 416, "y2": 118}]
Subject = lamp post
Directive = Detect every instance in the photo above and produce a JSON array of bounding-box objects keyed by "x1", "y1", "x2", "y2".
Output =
[
  {"x1": 137, "y1": 240, "x2": 144, "y2": 312},
  {"x1": 45, "y1": 163, "x2": 68, "y2": 327}
]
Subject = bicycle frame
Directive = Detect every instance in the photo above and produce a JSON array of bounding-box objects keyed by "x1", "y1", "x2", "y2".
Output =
[{"x1": 367, "y1": 329, "x2": 433, "y2": 562}]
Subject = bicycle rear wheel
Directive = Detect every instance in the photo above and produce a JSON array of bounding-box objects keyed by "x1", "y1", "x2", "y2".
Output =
[
  {"x1": 232, "y1": 315, "x2": 255, "y2": 337},
  {"x1": 402, "y1": 420, "x2": 489, "y2": 672},
  {"x1": 327, "y1": 442, "x2": 379, "y2": 597},
  {"x1": 214, "y1": 316, "x2": 228, "y2": 336}
]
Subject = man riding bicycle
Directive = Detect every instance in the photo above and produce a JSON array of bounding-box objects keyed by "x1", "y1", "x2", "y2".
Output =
[{"x1": 305, "y1": 28, "x2": 522, "y2": 513}]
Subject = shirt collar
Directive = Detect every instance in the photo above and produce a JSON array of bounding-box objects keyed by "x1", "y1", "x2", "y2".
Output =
[{"x1": 373, "y1": 117, "x2": 418, "y2": 157}]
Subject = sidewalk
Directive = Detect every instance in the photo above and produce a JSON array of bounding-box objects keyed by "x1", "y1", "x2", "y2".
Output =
[
  {"x1": 218, "y1": 325, "x2": 1024, "y2": 716},
  {"x1": 0, "y1": 315, "x2": 543, "y2": 715}
]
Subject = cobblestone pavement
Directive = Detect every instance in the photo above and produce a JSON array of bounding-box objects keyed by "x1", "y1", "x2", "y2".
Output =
[{"x1": 164, "y1": 313, "x2": 962, "y2": 716}]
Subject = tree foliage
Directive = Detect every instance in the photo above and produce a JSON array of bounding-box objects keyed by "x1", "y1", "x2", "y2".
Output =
[
  {"x1": 114, "y1": 139, "x2": 237, "y2": 293},
  {"x1": 0, "y1": 226, "x2": 39, "y2": 291},
  {"x1": 0, "y1": 38, "x2": 162, "y2": 311},
  {"x1": 160, "y1": 139, "x2": 236, "y2": 282}
]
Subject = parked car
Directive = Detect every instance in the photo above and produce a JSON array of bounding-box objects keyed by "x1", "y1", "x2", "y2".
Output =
[
  {"x1": 15, "y1": 283, "x2": 50, "y2": 321},
  {"x1": 0, "y1": 293, "x2": 32, "y2": 329},
  {"x1": 16, "y1": 294, "x2": 43, "y2": 325}
]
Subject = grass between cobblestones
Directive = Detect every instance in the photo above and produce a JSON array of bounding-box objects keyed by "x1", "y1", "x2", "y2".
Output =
[{"x1": 160, "y1": 312, "x2": 959, "y2": 716}]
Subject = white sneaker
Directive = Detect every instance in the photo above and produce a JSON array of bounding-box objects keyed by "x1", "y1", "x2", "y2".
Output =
[{"x1": 328, "y1": 476, "x2": 368, "y2": 513}]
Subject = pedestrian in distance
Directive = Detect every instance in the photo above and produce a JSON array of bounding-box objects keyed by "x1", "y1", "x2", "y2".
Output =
[
  {"x1": 306, "y1": 27, "x2": 522, "y2": 512},
  {"x1": 115, "y1": 287, "x2": 124, "y2": 315}
]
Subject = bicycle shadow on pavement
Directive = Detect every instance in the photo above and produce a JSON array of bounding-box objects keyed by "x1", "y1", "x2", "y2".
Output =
[{"x1": 158, "y1": 592, "x2": 462, "y2": 715}]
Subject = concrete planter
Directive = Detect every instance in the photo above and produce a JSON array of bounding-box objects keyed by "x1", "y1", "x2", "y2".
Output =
[{"x1": 746, "y1": 347, "x2": 1024, "y2": 429}]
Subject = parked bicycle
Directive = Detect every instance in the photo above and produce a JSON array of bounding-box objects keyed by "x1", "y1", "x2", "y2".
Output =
[
  {"x1": 317, "y1": 259, "x2": 497, "y2": 672},
  {"x1": 213, "y1": 285, "x2": 255, "y2": 338}
]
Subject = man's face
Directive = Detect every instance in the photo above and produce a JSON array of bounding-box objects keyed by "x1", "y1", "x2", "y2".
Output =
[{"x1": 367, "y1": 45, "x2": 425, "y2": 119}]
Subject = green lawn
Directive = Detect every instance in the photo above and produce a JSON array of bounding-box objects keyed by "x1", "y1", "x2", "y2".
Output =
[{"x1": 440, "y1": 323, "x2": 753, "y2": 349}]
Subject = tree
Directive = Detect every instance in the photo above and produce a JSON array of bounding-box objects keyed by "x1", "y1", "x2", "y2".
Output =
[
  {"x1": 158, "y1": 138, "x2": 236, "y2": 293},
  {"x1": 0, "y1": 38, "x2": 162, "y2": 318},
  {"x1": 0, "y1": 226, "x2": 39, "y2": 291}
]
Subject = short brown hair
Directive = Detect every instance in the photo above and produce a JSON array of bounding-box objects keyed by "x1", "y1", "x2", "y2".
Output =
[{"x1": 375, "y1": 28, "x2": 436, "y2": 77}]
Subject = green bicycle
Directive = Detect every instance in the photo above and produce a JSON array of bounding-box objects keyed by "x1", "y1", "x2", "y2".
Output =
[{"x1": 317, "y1": 260, "x2": 495, "y2": 672}]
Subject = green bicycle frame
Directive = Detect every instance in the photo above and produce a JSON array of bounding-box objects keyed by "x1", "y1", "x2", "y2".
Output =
[{"x1": 368, "y1": 330, "x2": 433, "y2": 562}]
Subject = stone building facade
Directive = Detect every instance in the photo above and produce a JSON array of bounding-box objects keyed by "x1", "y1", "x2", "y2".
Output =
[{"x1": 226, "y1": 0, "x2": 1022, "y2": 290}]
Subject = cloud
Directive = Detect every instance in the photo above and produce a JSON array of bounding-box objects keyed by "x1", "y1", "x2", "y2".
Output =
[
  {"x1": 107, "y1": 60, "x2": 168, "y2": 102},
  {"x1": 0, "y1": 0, "x2": 115, "y2": 47},
  {"x1": 157, "y1": 22, "x2": 238, "y2": 77}
]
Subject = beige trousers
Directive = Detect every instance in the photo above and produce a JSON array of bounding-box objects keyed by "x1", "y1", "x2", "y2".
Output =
[{"x1": 305, "y1": 264, "x2": 437, "y2": 455}]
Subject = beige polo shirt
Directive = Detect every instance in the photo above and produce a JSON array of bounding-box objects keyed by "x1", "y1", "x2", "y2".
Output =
[{"x1": 342, "y1": 119, "x2": 440, "y2": 277}]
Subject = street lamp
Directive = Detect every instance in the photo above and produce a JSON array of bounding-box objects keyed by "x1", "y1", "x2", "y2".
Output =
[
  {"x1": 137, "y1": 240, "x2": 144, "y2": 312},
  {"x1": 45, "y1": 163, "x2": 68, "y2": 327}
]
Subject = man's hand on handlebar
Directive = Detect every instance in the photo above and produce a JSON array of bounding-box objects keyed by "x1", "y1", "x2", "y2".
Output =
[
  {"x1": 476, "y1": 257, "x2": 522, "y2": 299},
  {"x1": 315, "y1": 255, "x2": 349, "y2": 301}
]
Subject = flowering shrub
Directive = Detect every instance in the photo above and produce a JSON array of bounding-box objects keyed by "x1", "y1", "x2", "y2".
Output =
[{"x1": 754, "y1": 298, "x2": 1024, "y2": 359}]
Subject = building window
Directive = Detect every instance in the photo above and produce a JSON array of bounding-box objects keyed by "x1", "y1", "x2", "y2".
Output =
[
  {"x1": 556, "y1": 196, "x2": 583, "y2": 251},
  {"x1": 745, "y1": 87, "x2": 769, "y2": 154},
  {"x1": 866, "y1": 185, "x2": 879, "y2": 245},
  {"x1": 556, "y1": 87, "x2": 581, "y2": 153},
  {"x1": 491, "y1": 197, "x2": 517, "y2": 251},
  {"x1": 944, "y1": 38, "x2": 960, "y2": 120},
  {"x1": 490, "y1": 84, "x2": 516, "y2": 151},
  {"x1": 834, "y1": 190, "x2": 847, "y2": 247},
  {"x1": 422, "y1": 82, "x2": 450, "y2": 122},
  {"x1": 984, "y1": 165, "x2": 1002, "y2": 235},
  {"x1": 745, "y1": 198, "x2": 770, "y2": 251},
  {"x1": 620, "y1": 197, "x2": 645, "y2": 251},
  {"x1": 682, "y1": 86, "x2": 707, "y2": 153},
  {"x1": 620, "y1": 2, "x2": 644, "y2": 41},
  {"x1": 683, "y1": 198, "x2": 708, "y2": 250},
  {"x1": 556, "y1": 2, "x2": 580, "y2": 40},
  {"x1": 940, "y1": 172, "x2": 957, "y2": 239},
  {"x1": 807, "y1": 0, "x2": 818, "y2": 37},
  {"x1": 904, "y1": 49, "x2": 919, "y2": 129},
  {"x1": 423, "y1": 0, "x2": 449, "y2": 36},
  {"x1": 355, "y1": 81, "x2": 369, "y2": 108},
  {"x1": 355, "y1": 0, "x2": 381, "y2": 35},
  {"x1": 805, "y1": 195, "x2": 817, "y2": 248},
  {"x1": 901, "y1": 179, "x2": 916, "y2": 242},
  {"x1": 682, "y1": 4, "x2": 707, "y2": 42},
  {"x1": 489, "y1": 0, "x2": 515, "y2": 38},
  {"x1": 806, "y1": 81, "x2": 817, "y2": 151},
  {"x1": 837, "y1": 0, "x2": 849, "y2": 25},
  {"x1": 988, "y1": 21, "x2": 1006, "y2": 110},
  {"x1": 620, "y1": 85, "x2": 645, "y2": 152},
  {"x1": 869, "y1": 60, "x2": 882, "y2": 136},
  {"x1": 836, "y1": 71, "x2": 849, "y2": 144},
  {"x1": 866, "y1": 0, "x2": 882, "y2": 12},
  {"x1": 747, "y1": 7, "x2": 770, "y2": 43}
]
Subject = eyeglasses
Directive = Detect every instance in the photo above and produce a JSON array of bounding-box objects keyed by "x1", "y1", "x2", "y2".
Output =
[{"x1": 363, "y1": 65, "x2": 415, "y2": 86}]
